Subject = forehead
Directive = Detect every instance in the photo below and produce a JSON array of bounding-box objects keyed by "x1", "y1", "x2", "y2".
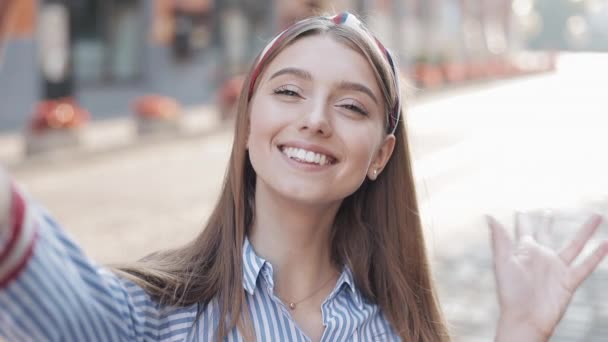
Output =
[{"x1": 261, "y1": 34, "x2": 381, "y2": 92}]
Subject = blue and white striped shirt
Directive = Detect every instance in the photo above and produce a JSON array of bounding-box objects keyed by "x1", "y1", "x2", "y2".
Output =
[{"x1": 0, "y1": 186, "x2": 400, "y2": 341}]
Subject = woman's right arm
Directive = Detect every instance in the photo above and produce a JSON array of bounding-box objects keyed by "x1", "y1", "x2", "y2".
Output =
[{"x1": 0, "y1": 168, "x2": 165, "y2": 341}]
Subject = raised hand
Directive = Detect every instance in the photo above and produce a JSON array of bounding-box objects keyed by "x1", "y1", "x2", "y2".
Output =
[{"x1": 487, "y1": 214, "x2": 608, "y2": 341}]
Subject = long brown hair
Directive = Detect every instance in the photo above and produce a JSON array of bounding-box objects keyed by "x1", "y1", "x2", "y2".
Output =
[{"x1": 117, "y1": 14, "x2": 450, "y2": 342}]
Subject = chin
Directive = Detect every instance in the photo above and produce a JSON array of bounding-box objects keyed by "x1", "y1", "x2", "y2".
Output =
[
  {"x1": 263, "y1": 178, "x2": 344, "y2": 207},
  {"x1": 280, "y1": 184, "x2": 332, "y2": 205}
]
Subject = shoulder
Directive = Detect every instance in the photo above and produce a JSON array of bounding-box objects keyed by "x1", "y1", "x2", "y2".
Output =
[{"x1": 118, "y1": 276, "x2": 200, "y2": 336}]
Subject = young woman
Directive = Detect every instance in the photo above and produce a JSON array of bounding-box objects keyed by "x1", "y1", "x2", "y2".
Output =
[{"x1": 1, "y1": 12, "x2": 606, "y2": 342}]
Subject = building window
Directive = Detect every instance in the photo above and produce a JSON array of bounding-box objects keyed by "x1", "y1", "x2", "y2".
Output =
[{"x1": 72, "y1": 0, "x2": 144, "y2": 84}]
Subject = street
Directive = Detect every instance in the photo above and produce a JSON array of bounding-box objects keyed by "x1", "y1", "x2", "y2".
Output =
[{"x1": 7, "y1": 53, "x2": 608, "y2": 341}]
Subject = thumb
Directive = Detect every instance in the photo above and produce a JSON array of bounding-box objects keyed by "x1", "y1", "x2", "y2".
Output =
[{"x1": 486, "y1": 215, "x2": 513, "y2": 262}]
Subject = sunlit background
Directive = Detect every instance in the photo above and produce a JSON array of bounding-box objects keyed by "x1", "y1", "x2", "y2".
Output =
[{"x1": 1, "y1": 0, "x2": 607, "y2": 341}]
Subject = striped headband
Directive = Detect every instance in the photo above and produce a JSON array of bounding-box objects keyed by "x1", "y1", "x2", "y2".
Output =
[{"x1": 248, "y1": 12, "x2": 401, "y2": 134}]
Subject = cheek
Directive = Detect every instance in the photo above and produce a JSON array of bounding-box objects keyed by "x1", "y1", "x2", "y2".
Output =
[
  {"x1": 247, "y1": 98, "x2": 287, "y2": 162},
  {"x1": 248, "y1": 99, "x2": 274, "y2": 146},
  {"x1": 246, "y1": 117, "x2": 269, "y2": 179},
  {"x1": 352, "y1": 144, "x2": 377, "y2": 173},
  {"x1": 341, "y1": 124, "x2": 383, "y2": 165}
]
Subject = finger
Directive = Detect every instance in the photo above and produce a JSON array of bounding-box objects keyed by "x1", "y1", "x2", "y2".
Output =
[
  {"x1": 570, "y1": 240, "x2": 608, "y2": 290},
  {"x1": 487, "y1": 215, "x2": 513, "y2": 262},
  {"x1": 559, "y1": 214, "x2": 603, "y2": 264}
]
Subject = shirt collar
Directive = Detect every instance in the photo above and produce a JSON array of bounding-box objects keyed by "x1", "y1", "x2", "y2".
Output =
[
  {"x1": 241, "y1": 238, "x2": 364, "y2": 308},
  {"x1": 334, "y1": 265, "x2": 364, "y2": 308}
]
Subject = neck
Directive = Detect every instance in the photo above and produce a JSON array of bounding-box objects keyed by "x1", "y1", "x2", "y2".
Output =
[{"x1": 248, "y1": 179, "x2": 341, "y2": 299}]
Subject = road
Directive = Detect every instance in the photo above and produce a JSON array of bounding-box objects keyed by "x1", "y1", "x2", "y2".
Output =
[{"x1": 9, "y1": 53, "x2": 608, "y2": 341}]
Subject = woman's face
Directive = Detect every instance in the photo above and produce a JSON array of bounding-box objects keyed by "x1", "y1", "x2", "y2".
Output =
[{"x1": 247, "y1": 34, "x2": 395, "y2": 206}]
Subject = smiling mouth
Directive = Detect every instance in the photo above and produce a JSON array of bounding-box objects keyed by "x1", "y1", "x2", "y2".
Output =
[{"x1": 279, "y1": 146, "x2": 337, "y2": 166}]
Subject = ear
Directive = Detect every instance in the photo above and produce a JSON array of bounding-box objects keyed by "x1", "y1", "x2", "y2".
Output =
[{"x1": 367, "y1": 134, "x2": 396, "y2": 180}]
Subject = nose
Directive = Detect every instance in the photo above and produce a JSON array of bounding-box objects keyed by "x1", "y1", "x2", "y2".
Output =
[{"x1": 298, "y1": 100, "x2": 332, "y2": 137}]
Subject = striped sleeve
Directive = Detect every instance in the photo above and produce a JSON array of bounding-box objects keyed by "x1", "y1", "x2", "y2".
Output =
[{"x1": 0, "y1": 184, "x2": 164, "y2": 341}]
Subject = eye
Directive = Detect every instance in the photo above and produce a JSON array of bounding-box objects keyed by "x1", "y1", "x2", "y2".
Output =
[
  {"x1": 273, "y1": 85, "x2": 302, "y2": 98},
  {"x1": 339, "y1": 101, "x2": 369, "y2": 116}
]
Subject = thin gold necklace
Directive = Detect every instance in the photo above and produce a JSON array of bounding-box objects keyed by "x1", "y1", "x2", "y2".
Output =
[{"x1": 277, "y1": 272, "x2": 338, "y2": 310}]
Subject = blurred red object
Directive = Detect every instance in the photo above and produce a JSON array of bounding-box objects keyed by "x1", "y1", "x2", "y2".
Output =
[
  {"x1": 132, "y1": 95, "x2": 182, "y2": 119},
  {"x1": 29, "y1": 97, "x2": 90, "y2": 133},
  {"x1": 467, "y1": 60, "x2": 490, "y2": 80},
  {"x1": 217, "y1": 75, "x2": 244, "y2": 120},
  {"x1": 441, "y1": 62, "x2": 469, "y2": 83},
  {"x1": 0, "y1": 0, "x2": 17, "y2": 43},
  {"x1": 414, "y1": 63, "x2": 444, "y2": 89},
  {"x1": 488, "y1": 58, "x2": 508, "y2": 77}
]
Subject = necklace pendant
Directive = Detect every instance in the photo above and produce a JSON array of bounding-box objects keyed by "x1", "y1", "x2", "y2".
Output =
[{"x1": 289, "y1": 302, "x2": 296, "y2": 310}]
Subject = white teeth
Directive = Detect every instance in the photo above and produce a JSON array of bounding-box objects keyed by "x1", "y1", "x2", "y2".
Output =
[
  {"x1": 305, "y1": 151, "x2": 315, "y2": 163},
  {"x1": 281, "y1": 146, "x2": 332, "y2": 166}
]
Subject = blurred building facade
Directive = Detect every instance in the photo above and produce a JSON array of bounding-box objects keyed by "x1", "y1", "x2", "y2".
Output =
[
  {"x1": 527, "y1": 0, "x2": 608, "y2": 51},
  {"x1": 1, "y1": 0, "x2": 530, "y2": 132}
]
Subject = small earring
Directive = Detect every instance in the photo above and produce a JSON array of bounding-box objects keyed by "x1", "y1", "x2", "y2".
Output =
[{"x1": 373, "y1": 169, "x2": 378, "y2": 176}]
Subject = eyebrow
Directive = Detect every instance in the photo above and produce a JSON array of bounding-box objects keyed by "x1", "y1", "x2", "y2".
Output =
[
  {"x1": 269, "y1": 67, "x2": 312, "y2": 81},
  {"x1": 338, "y1": 81, "x2": 379, "y2": 104},
  {"x1": 268, "y1": 67, "x2": 379, "y2": 104}
]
